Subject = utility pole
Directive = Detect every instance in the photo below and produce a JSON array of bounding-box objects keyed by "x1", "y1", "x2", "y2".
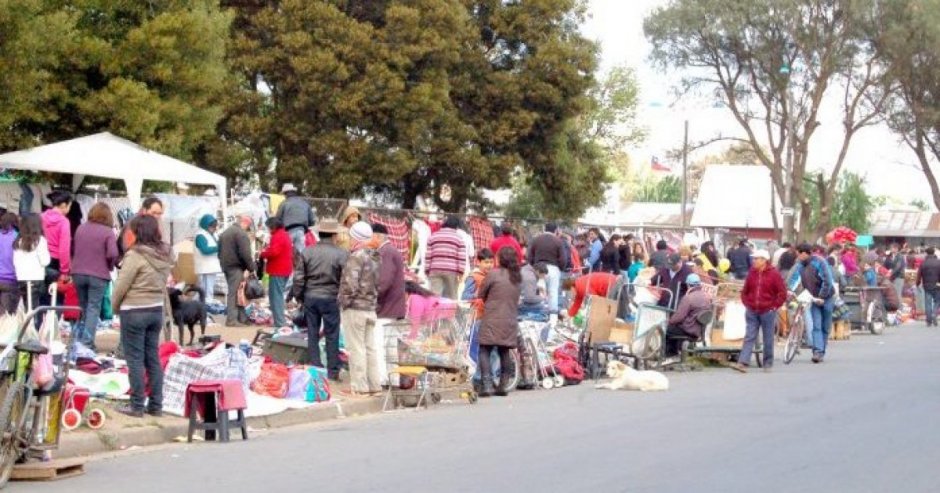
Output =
[
  {"x1": 681, "y1": 119, "x2": 689, "y2": 228},
  {"x1": 780, "y1": 61, "x2": 796, "y2": 243}
]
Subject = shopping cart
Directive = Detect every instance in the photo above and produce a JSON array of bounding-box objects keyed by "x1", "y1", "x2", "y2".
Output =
[{"x1": 382, "y1": 302, "x2": 478, "y2": 411}]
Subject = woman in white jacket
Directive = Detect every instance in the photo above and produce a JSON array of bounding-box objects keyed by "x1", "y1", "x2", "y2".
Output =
[{"x1": 13, "y1": 214, "x2": 50, "y2": 312}]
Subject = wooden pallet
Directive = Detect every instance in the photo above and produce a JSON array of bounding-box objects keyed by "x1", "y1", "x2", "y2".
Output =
[{"x1": 11, "y1": 458, "x2": 85, "y2": 482}]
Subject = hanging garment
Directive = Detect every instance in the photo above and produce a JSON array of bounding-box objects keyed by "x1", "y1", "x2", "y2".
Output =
[
  {"x1": 368, "y1": 212, "x2": 412, "y2": 264},
  {"x1": 410, "y1": 219, "x2": 432, "y2": 274},
  {"x1": 468, "y1": 217, "x2": 494, "y2": 256}
]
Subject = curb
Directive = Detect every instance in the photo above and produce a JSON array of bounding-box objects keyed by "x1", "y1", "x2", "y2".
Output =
[{"x1": 55, "y1": 397, "x2": 386, "y2": 459}]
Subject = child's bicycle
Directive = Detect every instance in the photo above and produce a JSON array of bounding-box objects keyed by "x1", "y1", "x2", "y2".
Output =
[{"x1": 0, "y1": 306, "x2": 81, "y2": 488}]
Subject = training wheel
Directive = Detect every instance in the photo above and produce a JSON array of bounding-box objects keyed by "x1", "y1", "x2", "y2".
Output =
[
  {"x1": 86, "y1": 408, "x2": 107, "y2": 429},
  {"x1": 61, "y1": 409, "x2": 81, "y2": 431},
  {"x1": 541, "y1": 378, "x2": 554, "y2": 390},
  {"x1": 553, "y1": 375, "x2": 565, "y2": 388}
]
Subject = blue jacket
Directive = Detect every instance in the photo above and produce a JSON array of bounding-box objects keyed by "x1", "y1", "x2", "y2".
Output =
[
  {"x1": 195, "y1": 214, "x2": 219, "y2": 255},
  {"x1": 588, "y1": 239, "x2": 603, "y2": 270},
  {"x1": 787, "y1": 256, "x2": 835, "y2": 299}
]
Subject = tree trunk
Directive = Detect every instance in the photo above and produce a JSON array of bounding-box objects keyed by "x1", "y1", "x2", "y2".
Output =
[
  {"x1": 914, "y1": 133, "x2": 940, "y2": 211},
  {"x1": 401, "y1": 177, "x2": 420, "y2": 210},
  {"x1": 814, "y1": 174, "x2": 833, "y2": 241}
]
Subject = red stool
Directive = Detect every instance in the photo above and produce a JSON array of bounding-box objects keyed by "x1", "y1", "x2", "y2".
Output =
[{"x1": 185, "y1": 380, "x2": 248, "y2": 443}]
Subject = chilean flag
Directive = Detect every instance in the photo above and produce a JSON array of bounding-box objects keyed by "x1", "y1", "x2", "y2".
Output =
[{"x1": 651, "y1": 156, "x2": 671, "y2": 172}]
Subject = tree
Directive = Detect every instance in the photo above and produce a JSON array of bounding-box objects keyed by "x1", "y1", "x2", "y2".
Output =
[
  {"x1": 632, "y1": 175, "x2": 682, "y2": 203},
  {"x1": 805, "y1": 171, "x2": 875, "y2": 235},
  {"x1": 645, "y1": 0, "x2": 891, "y2": 240},
  {"x1": 0, "y1": 1, "x2": 232, "y2": 166},
  {"x1": 221, "y1": 0, "x2": 599, "y2": 213},
  {"x1": 909, "y1": 198, "x2": 931, "y2": 211},
  {"x1": 879, "y1": 0, "x2": 940, "y2": 211}
]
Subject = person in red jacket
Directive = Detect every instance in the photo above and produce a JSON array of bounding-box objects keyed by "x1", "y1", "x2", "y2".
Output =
[
  {"x1": 733, "y1": 249, "x2": 787, "y2": 373},
  {"x1": 489, "y1": 223, "x2": 524, "y2": 265},
  {"x1": 563, "y1": 272, "x2": 619, "y2": 317},
  {"x1": 260, "y1": 217, "x2": 294, "y2": 328}
]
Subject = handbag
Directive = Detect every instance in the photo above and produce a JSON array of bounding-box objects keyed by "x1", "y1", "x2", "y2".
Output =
[{"x1": 243, "y1": 274, "x2": 265, "y2": 300}]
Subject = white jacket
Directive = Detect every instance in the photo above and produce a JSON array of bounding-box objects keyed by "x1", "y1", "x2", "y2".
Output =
[{"x1": 14, "y1": 237, "x2": 50, "y2": 282}]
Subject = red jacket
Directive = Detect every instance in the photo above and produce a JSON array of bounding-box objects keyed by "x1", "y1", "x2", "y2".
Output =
[
  {"x1": 741, "y1": 265, "x2": 787, "y2": 313},
  {"x1": 490, "y1": 234, "x2": 524, "y2": 265},
  {"x1": 568, "y1": 272, "x2": 619, "y2": 316},
  {"x1": 260, "y1": 228, "x2": 293, "y2": 277}
]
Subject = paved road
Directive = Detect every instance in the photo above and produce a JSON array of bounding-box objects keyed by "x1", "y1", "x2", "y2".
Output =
[{"x1": 12, "y1": 324, "x2": 940, "y2": 493}]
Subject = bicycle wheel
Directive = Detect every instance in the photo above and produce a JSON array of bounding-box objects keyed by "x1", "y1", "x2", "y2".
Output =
[
  {"x1": 867, "y1": 301, "x2": 886, "y2": 335},
  {"x1": 0, "y1": 381, "x2": 26, "y2": 488},
  {"x1": 784, "y1": 313, "x2": 802, "y2": 364}
]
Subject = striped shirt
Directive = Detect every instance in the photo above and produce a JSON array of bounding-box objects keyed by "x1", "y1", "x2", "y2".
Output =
[{"x1": 427, "y1": 228, "x2": 467, "y2": 275}]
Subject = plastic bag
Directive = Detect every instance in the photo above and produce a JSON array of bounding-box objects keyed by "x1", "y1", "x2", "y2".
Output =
[
  {"x1": 305, "y1": 367, "x2": 331, "y2": 403},
  {"x1": 286, "y1": 367, "x2": 312, "y2": 400},
  {"x1": 0, "y1": 315, "x2": 17, "y2": 346},
  {"x1": 243, "y1": 274, "x2": 265, "y2": 300},
  {"x1": 32, "y1": 354, "x2": 54, "y2": 388},
  {"x1": 250, "y1": 362, "x2": 290, "y2": 398}
]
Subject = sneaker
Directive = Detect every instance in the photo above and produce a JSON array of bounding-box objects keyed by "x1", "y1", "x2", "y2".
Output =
[
  {"x1": 147, "y1": 409, "x2": 164, "y2": 418},
  {"x1": 116, "y1": 405, "x2": 144, "y2": 418},
  {"x1": 811, "y1": 353, "x2": 821, "y2": 364},
  {"x1": 730, "y1": 362, "x2": 748, "y2": 373}
]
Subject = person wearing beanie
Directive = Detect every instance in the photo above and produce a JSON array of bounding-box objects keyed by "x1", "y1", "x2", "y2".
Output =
[
  {"x1": 371, "y1": 223, "x2": 406, "y2": 386},
  {"x1": 664, "y1": 273, "x2": 711, "y2": 357},
  {"x1": 193, "y1": 213, "x2": 222, "y2": 300},
  {"x1": 260, "y1": 217, "x2": 293, "y2": 328},
  {"x1": 338, "y1": 221, "x2": 382, "y2": 395}
]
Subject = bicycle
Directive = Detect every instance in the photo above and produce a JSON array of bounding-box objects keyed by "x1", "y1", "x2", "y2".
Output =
[
  {"x1": 783, "y1": 293, "x2": 812, "y2": 364},
  {"x1": 0, "y1": 306, "x2": 80, "y2": 488}
]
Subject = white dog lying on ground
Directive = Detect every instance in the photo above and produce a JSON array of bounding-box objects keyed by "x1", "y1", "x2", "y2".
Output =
[{"x1": 595, "y1": 360, "x2": 669, "y2": 392}]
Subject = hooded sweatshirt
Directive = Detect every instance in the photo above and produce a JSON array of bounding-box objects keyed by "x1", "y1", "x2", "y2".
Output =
[
  {"x1": 42, "y1": 208, "x2": 71, "y2": 275},
  {"x1": 112, "y1": 244, "x2": 173, "y2": 312},
  {"x1": 0, "y1": 230, "x2": 17, "y2": 284}
]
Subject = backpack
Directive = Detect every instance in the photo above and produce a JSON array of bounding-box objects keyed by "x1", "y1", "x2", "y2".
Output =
[{"x1": 305, "y1": 366, "x2": 331, "y2": 402}]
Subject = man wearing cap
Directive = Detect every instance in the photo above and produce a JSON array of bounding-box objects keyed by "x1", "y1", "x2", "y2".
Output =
[
  {"x1": 372, "y1": 224, "x2": 406, "y2": 385},
  {"x1": 734, "y1": 249, "x2": 787, "y2": 372},
  {"x1": 664, "y1": 273, "x2": 712, "y2": 356},
  {"x1": 218, "y1": 215, "x2": 257, "y2": 327},
  {"x1": 652, "y1": 252, "x2": 693, "y2": 308},
  {"x1": 291, "y1": 219, "x2": 348, "y2": 380},
  {"x1": 275, "y1": 183, "x2": 317, "y2": 255},
  {"x1": 338, "y1": 222, "x2": 382, "y2": 395},
  {"x1": 787, "y1": 243, "x2": 836, "y2": 363}
]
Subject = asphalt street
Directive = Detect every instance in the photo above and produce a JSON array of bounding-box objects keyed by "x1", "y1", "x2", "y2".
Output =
[{"x1": 11, "y1": 324, "x2": 940, "y2": 493}]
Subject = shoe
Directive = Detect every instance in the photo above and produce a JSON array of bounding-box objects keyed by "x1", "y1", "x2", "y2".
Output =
[
  {"x1": 116, "y1": 405, "x2": 144, "y2": 418},
  {"x1": 480, "y1": 377, "x2": 495, "y2": 398},
  {"x1": 328, "y1": 372, "x2": 342, "y2": 382},
  {"x1": 763, "y1": 367, "x2": 773, "y2": 373},
  {"x1": 811, "y1": 353, "x2": 821, "y2": 364},
  {"x1": 495, "y1": 376, "x2": 510, "y2": 397},
  {"x1": 147, "y1": 409, "x2": 164, "y2": 418},
  {"x1": 730, "y1": 362, "x2": 748, "y2": 373}
]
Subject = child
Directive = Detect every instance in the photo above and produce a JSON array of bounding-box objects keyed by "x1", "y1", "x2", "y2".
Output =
[
  {"x1": 460, "y1": 248, "x2": 494, "y2": 302},
  {"x1": 13, "y1": 214, "x2": 50, "y2": 312}
]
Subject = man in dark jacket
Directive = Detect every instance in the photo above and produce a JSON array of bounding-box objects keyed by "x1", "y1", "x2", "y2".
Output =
[
  {"x1": 885, "y1": 243, "x2": 907, "y2": 302},
  {"x1": 372, "y1": 224, "x2": 406, "y2": 385},
  {"x1": 218, "y1": 215, "x2": 257, "y2": 326},
  {"x1": 292, "y1": 219, "x2": 348, "y2": 380},
  {"x1": 916, "y1": 246, "x2": 940, "y2": 326},
  {"x1": 733, "y1": 249, "x2": 787, "y2": 372},
  {"x1": 275, "y1": 183, "x2": 317, "y2": 255},
  {"x1": 728, "y1": 239, "x2": 753, "y2": 280},
  {"x1": 527, "y1": 223, "x2": 566, "y2": 314},
  {"x1": 664, "y1": 274, "x2": 711, "y2": 356},
  {"x1": 788, "y1": 244, "x2": 835, "y2": 363},
  {"x1": 652, "y1": 253, "x2": 692, "y2": 308}
]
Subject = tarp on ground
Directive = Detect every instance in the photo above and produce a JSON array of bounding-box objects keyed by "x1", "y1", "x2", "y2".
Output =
[{"x1": 0, "y1": 132, "x2": 227, "y2": 216}]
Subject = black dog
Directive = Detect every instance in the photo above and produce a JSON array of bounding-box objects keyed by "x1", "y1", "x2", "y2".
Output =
[{"x1": 168, "y1": 286, "x2": 208, "y2": 346}]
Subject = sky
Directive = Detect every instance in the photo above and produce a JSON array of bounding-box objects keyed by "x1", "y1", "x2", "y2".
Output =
[{"x1": 581, "y1": 0, "x2": 934, "y2": 208}]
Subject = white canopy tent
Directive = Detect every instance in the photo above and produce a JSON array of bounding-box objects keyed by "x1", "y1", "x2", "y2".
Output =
[{"x1": 0, "y1": 132, "x2": 227, "y2": 219}]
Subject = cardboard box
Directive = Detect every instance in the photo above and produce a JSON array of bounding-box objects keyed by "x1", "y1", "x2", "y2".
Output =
[
  {"x1": 710, "y1": 328, "x2": 743, "y2": 348},
  {"x1": 609, "y1": 320, "x2": 634, "y2": 344},
  {"x1": 586, "y1": 295, "x2": 618, "y2": 344},
  {"x1": 171, "y1": 240, "x2": 197, "y2": 285},
  {"x1": 830, "y1": 320, "x2": 850, "y2": 341}
]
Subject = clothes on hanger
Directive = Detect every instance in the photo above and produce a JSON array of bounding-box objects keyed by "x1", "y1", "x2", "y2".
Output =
[{"x1": 368, "y1": 212, "x2": 412, "y2": 264}]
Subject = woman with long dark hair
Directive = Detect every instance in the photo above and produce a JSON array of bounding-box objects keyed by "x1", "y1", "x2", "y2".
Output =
[
  {"x1": 13, "y1": 214, "x2": 49, "y2": 311},
  {"x1": 112, "y1": 215, "x2": 173, "y2": 417},
  {"x1": 477, "y1": 247, "x2": 522, "y2": 397},
  {"x1": 41, "y1": 191, "x2": 72, "y2": 306}
]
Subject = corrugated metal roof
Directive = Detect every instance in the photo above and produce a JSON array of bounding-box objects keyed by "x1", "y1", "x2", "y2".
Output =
[
  {"x1": 690, "y1": 165, "x2": 781, "y2": 229},
  {"x1": 869, "y1": 210, "x2": 940, "y2": 237}
]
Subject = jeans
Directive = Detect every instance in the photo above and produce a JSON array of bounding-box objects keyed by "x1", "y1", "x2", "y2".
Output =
[
  {"x1": 0, "y1": 282, "x2": 17, "y2": 315},
  {"x1": 198, "y1": 273, "x2": 217, "y2": 300},
  {"x1": 303, "y1": 296, "x2": 341, "y2": 376},
  {"x1": 926, "y1": 289, "x2": 940, "y2": 324},
  {"x1": 223, "y1": 268, "x2": 247, "y2": 325},
  {"x1": 810, "y1": 297, "x2": 834, "y2": 356},
  {"x1": 268, "y1": 276, "x2": 289, "y2": 327},
  {"x1": 288, "y1": 227, "x2": 306, "y2": 255},
  {"x1": 740, "y1": 309, "x2": 778, "y2": 367},
  {"x1": 546, "y1": 264, "x2": 561, "y2": 314},
  {"x1": 893, "y1": 278, "x2": 904, "y2": 302},
  {"x1": 342, "y1": 308, "x2": 381, "y2": 393},
  {"x1": 120, "y1": 308, "x2": 164, "y2": 412},
  {"x1": 73, "y1": 274, "x2": 108, "y2": 349}
]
